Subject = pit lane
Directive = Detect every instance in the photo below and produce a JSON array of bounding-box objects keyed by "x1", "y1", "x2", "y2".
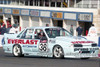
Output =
[{"x1": 0, "y1": 48, "x2": 100, "y2": 67}]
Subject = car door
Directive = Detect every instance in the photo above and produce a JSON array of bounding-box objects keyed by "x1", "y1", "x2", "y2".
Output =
[
  {"x1": 34, "y1": 29, "x2": 48, "y2": 53},
  {"x1": 20, "y1": 29, "x2": 40, "y2": 53}
]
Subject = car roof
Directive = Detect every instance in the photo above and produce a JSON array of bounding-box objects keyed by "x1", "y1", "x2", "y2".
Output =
[{"x1": 26, "y1": 26, "x2": 61, "y2": 29}]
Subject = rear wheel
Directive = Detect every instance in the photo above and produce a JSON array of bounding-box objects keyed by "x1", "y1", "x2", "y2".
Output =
[
  {"x1": 53, "y1": 45, "x2": 64, "y2": 59},
  {"x1": 13, "y1": 45, "x2": 24, "y2": 57}
]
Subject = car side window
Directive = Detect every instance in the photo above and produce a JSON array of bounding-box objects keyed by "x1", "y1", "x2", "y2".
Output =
[
  {"x1": 17, "y1": 30, "x2": 25, "y2": 38},
  {"x1": 21, "y1": 29, "x2": 34, "y2": 39},
  {"x1": 34, "y1": 29, "x2": 47, "y2": 40}
]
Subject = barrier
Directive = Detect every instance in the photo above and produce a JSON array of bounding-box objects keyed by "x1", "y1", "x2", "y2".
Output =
[
  {"x1": 98, "y1": 37, "x2": 100, "y2": 47},
  {"x1": 98, "y1": 37, "x2": 100, "y2": 57},
  {"x1": 0, "y1": 35, "x2": 4, "y2": 47}
]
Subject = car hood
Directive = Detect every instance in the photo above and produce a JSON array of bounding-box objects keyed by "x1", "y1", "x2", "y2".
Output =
[{"x1": 55, "y1": 36, "x2": 94, "y2": 44}]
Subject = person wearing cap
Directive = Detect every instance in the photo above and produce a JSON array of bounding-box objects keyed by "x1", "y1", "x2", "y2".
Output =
[{"x1": 9, "y1": 24, "x2": 19, "y2": 34}]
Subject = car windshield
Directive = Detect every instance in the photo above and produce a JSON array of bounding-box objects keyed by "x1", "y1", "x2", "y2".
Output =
[{"x1": 45, "y1": 28, "x2": 72, "y2": 38}]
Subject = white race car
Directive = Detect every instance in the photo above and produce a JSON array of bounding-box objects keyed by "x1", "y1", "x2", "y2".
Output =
[{"x1": 3, "y1": 27, "x2": 99, "y2": 59}]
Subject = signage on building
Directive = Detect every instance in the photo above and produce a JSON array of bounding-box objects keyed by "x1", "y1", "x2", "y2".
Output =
[
  {"x1": 0, "y1": 8, "x2": 3, "y2": 13},
  {"x1": 40, "y1": 11, "x2": 50, "y2": 17},
  {"x1": 21, "y1": 10, "x2": 29, "y2": 15},
  {"x1": 78, "y1": 13, "x2": 92, "y2": 22},
  {"x1": 4, "y1": 9, "x2": 11, "y2": 14},
  {"x1": 64, "y1": 13, "x2": 77, "y2": 20},
  {"x1": 12, "y1": 9, "x2": 20, "y2": 15},
  {"x1": 52, "y1": 12, "x2": 63, "y2": 19},
  {"x1": 30, "y1": 10, "x2": 39, "y2": 16}
]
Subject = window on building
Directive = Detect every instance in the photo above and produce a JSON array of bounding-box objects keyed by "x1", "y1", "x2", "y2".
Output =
[
  {"x1": 34, "y1": 0, "x2": 39, "y2": 6},
  {"x1": 51, "y1": 2, "x2": 55, "y2": 7},
  {"x1": 69, "y1": 0, "x2": 75, "y2": 7},
  {"x1": 30, "y1": 0, "x2": 33, "y2": 6},
  {"x1": 83, "y1": 0, "x2": 87, "y2": 8},
  {"x1": 4, "y1": 0, "x2": 7, "y2": 4},
  {"x1": 19, "y1": 0, "x2": 24, "y2": 5},
  {"x1": 56, "y1": 0, "x2": 62, "y2": 7},
  {"x1": 11, "y1": 0, "x2": 15, "y2": 5},
  {"x1": 15, "y1": 0, "x2": 19, "y2": 5},
  {"x1": 51, "y1": 0, "x2": 55, "y2": 7},
  {"x1": 76, "y1": 0, "x2": 82, "y2": 8},
  {"x1": 91, "y1": 0, "x2": 98, "y2": 8},
  {"x1": 45, "y1": 0, "x2": 49, "y2": 7},
  {"x1": 40, "y1": 0, "x2": 44, "y2": 6},
  {"x1": 8, "y1": 0, "x2": 11, "y2": 4},
  {"x1": 25, "y1": 0, "x2": 28, "y2": 6},
  {"x1": 63, "y1": 0, "x2": 68, "y2": 7},
  {"x1": 57, "y1": 0, "x2": 64, "y2": 7},
  {"x1": 0, "y1": 0, "x2": 3, "y2": 4}
]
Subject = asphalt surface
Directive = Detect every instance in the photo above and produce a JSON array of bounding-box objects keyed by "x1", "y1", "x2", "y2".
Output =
[{"x1": 0, "y1": 48, "x2": 100, "y2": 67}]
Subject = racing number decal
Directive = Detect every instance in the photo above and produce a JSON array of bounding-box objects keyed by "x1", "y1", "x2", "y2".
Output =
[
  {"x1": 39, "y1": 40, "x2": 48, "y2": 52},
  {"x1": 39, "y1": 43, "x2": 48, "y2": 52}
]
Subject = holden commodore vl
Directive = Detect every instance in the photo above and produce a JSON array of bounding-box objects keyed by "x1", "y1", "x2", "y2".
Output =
[{"x1": 2, "y1": 27, "x2": 99, "y2": 59}]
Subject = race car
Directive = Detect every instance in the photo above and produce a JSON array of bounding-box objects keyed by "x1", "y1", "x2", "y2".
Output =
[{"x1": 2, "y1": 27, "x2": 99, "y2": 59}]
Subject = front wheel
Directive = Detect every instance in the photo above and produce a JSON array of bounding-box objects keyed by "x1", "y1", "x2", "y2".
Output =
[
  {"x1": 13, "y1": 45, "x2": 24, "y2": 57},
  {"x1": 53, "y1": 45, "x2": 64, "y2": 59}
]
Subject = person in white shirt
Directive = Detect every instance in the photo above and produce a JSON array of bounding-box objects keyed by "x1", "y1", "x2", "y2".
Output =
[
  {"x1": 9, "y1": 24, "x2": 19, "y2": 34},
  {"x1": 88, "y1": 24, "x2": 97, "y2": 36}
]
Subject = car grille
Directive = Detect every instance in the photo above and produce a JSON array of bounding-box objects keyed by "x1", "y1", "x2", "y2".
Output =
[{"x1": 82, "y1": 51, "x2": 90, "y2": 53}]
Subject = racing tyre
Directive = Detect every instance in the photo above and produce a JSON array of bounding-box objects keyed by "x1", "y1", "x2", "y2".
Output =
[
  {"x1": 53, "y1": 45, "x2": 64, "y2": 59},
  {"x1": 13, "y1": 45, "x2": 24, "y2": 57}
]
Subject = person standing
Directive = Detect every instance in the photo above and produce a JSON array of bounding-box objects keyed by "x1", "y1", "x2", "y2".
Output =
[
  {"x1": 6, "y1": 21, "x2": 12, "y2": 33},
  {"x1": 76, "y1": 25, "x2": 83, "y2": 36},
  {"x1": 70, "y1": 25, "x2": 74, "y2": 35},
  {"x1": 88, "y1": 24, "x2": 97, "y2": 36},
  {"x1": 9, "y1": 24, "x2": 19, "y2": 34},
  {"x1": 1, "y1": 25, "x2": 7, "y2": 35}
]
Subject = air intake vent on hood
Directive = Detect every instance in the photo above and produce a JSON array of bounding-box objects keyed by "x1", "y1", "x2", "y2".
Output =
[{"x1": 74, "y1": 44, "x2": 83, "y2": 47}]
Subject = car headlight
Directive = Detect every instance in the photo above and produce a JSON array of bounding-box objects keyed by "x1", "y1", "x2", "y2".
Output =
[{"x1": 91, "y1": 43, "x2": 97, "y2": 47}]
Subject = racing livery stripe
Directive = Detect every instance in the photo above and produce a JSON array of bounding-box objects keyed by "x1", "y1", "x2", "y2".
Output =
[{"x1": 71, "y1": 41, "x2": 94, "y2": 44}]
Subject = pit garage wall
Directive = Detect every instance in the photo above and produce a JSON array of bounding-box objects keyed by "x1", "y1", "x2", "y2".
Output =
[
  {"x1": 41, "y1": 18, "x2": 50, "y2": 26},
  {"x1": 64, "y1": 20, "x2": 77, "y2": 36},
  {"x1": 21, "y1": 16, "x2": 29, "y2": 29},
  {"x1": 31, "y1": 17, "x2": 39, "y2": 27}
]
